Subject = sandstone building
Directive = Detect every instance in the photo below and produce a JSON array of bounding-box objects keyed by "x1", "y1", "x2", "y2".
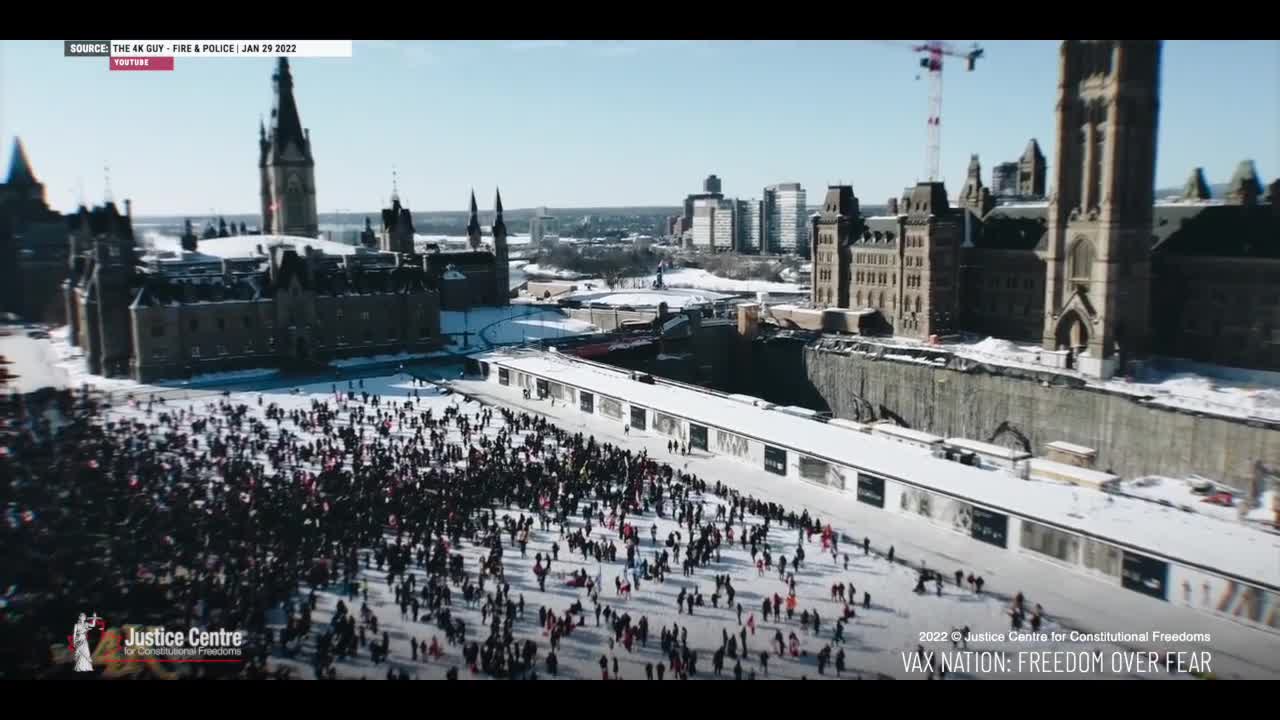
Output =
[{"x1": 811, "y1": 40, "x2": 1280, "y2": 376}]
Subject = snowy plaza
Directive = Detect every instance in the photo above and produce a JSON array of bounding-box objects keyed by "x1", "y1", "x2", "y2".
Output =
[{"x1": 10, "y1": 358, "x2": 1275, "y2": 680}]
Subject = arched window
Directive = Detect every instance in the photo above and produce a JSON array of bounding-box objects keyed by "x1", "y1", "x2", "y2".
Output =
[
  {"x1": 1070, "y1": 237, "x2": 1094, "y2": 282},
  {"x1": 915, "y1": 296, "x2": 922, "y2": 313},
  {"x1": 855, "y1": 291, "x2": 862, "y2": 307}
]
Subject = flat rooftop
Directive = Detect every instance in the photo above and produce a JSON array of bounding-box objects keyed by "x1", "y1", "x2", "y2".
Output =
[{"x1": 476, "y1": 348, "x2": 1280, "y2": 590}]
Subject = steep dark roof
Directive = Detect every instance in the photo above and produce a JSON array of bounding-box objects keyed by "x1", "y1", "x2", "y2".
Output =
[
  {"x1": 68, "y1": 202, "x2": 134, "y2": 241},
  {"x1": 1152, "y1": 204, "x2": 1280, "y2": 258},
  {"x1": 1182, "y1": 168, "x2": 1211, "y2": 200},
  {"x1": 5, "y1": 138, "x2": 37, "y2": 185},
  {"x1": 466, "y1": 191, "x2": 481, "y2": 237},
  {"x1": 493, "y1": 188, "x2": 507, "y2": 236},
  {"x1": 265, "y1": 58, "x2": 312, "y2": 164},
  {"x1": 132, "y1": 275, "x2": 263, "y2": 307},
  {"x1": 1021, "y1": 139, "x2": 1044, "y2": 164},
  {"x1": 974, "y1": 205, "x2": 1048, "y2": 250},
  {"x1": 855, "y1": 217, "x2": 901, "y2": 246},
  {"x1": 1225, "y1": 160, "x2": 1262, "y2": 204}
]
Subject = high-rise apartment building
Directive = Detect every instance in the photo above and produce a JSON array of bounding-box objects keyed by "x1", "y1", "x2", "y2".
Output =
[
  {"x1": 712, "y1": 199, "x2": 736, "y2": 251},
  {"x1": 764, "y1": 183, "x2": 806, "y2": 255},
  {"x1": 736, "y1": 199, "x2": 761, "y2": 253}
]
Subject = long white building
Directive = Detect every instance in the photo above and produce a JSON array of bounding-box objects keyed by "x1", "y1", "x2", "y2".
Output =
[{"x1": 470, "y1": 347, "x2": 1280, "y2": 635}]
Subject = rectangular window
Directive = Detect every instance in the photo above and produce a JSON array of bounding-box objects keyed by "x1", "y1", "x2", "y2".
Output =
[
  {"x1": 499, "y1": 367, "x2": 510, "y2": 386},
  {"x1": 337, "y1": 309, "x2": 345, "y2": 321},
  {"x1": 217, "y1": 344, "x2": 228, "y2": 356},
  {"x1": 151, "y1": 324, "x2": 165, "y2": 338},
  {"x1": 764, "y1": 446, "x2": 787, "y2": 476},
  {"x1": 191, "y1": 345, "x2": 201, "y2": 358},
  {"x1": 361, "y1": 311, "x2": 371, "y2": 322},
  {"x1": 217, "y1": 318, "x2": 226, "y2": 331},
  {"x1": 653, "y1": 412, "x2": 682, "y2": 437},
  {"x1": 630, "y1": 406, "x2": 647, "y2": 431},
  {"x1": 689, "y1": 423, "x2": 708, "y2": 451},
  {"x1": 599, "y1": 396, "x2": 623, "y2": 420},
  {"x1": 579, "y1": 391, "x2": 594, "y2": 413},
  {"x1": 189, "y1": 318, "x2": 199, "y2": 331}
]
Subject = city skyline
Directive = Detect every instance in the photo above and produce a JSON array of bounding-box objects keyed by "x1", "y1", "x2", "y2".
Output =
[{"x1": 1, "y1": 39, "x2": 1276, "y2": 215}]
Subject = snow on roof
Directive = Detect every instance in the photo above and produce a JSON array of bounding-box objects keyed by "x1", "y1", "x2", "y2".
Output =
[
  {"x1": 148, "y1": 234, "x2": 367, "y2": 259},
  {"x1": 828, "y1": 418, "x2": 871, "y2": 433},
  {"x1": 872, "y1": 422, "x2": 944, "y2": 444},
  {"x1": 1045, "y1": 441, "x2": 1097, "y2": 457},
  {"x1": 945, "y1": 437, "x2": 1031, "y2": 460},
  {"x1": 1029, "y1": 458, "x2": 1120, "y2": 486},
  {"x1": 476, "y1": 349, "x2": 1280, "y2": 589}
]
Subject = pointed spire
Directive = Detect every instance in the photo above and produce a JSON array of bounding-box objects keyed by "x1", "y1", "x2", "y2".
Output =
[
  {"x1": 493, "y1": 188, "x2": 508, "y2": 237},
  {"x1": 1182, "y1": 167, "x2": 1210, "y2": 201},
  {"x1": 259, "y1": 116, "x2": 266, "y2": 140},
  {"x1": 391, "y1": 166, "x2": 400, "y2": 204},
  {"x1": 1226, "y1": 159, "x2": 1262, "y2": 206},
  {"x1": 1022, "y1": 138, "x2": 1044, "y2": 162},
  {"x1": 269, "y1": 56, "x2": 308, "y2": 159},
  {"x1": 103, "y1": 164, "x2": 113, "y2": 203},
  {"x1": 5, "y1": 137, "x2": 38, "y2": 185},
  {"x1": 466, "y1": 190, "x2": 482, "y2": 249}
]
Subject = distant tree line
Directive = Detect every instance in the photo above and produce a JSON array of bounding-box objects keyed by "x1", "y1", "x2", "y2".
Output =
[{"x1": 537, "y1": 245, "x2": 659, "y2": 289}]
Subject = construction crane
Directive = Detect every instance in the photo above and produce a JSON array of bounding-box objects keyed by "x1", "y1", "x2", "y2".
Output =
[{"x1": 871, "y1": 40, "x2": 984, "y2": 183}]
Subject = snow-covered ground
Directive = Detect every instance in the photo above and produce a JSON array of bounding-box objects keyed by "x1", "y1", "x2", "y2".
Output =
[
  {"x1": 87, "y1": 372, "x2": 1270, "y2": 679},
  {"x1": 0, "y1": 331, "x2": 70, "y2": 393},
  {"x1": 451, "y1": 374, "x2": 1280, "y2": 679},
  {"x1": 521, "y1": 264, "x2": 591, "y2": 281},
  {"x1": 560, "y1": 288, "x2": 735, "y2": 310},
  {"x1": 854, "y1": 335, "x2": 1280, "y2": 424}
]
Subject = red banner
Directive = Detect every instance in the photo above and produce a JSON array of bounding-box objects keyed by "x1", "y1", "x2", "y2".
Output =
[{"x1": 109, "y1": 56, "x2": 175, "y2": 71}]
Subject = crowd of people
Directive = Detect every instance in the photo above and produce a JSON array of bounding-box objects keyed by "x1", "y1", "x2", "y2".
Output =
[{"x1": 1, "y1": 375, "x2": 1018, "y2": 680}]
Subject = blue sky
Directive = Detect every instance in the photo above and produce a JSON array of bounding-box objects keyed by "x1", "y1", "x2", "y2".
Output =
[{"x1": 1, "y1": 40, "x2": 1276, "y2": 215}]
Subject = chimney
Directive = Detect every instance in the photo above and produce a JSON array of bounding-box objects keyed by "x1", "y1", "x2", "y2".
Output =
[{"x1": 124, "y1": 199, "x2": 132, "y2": 218}]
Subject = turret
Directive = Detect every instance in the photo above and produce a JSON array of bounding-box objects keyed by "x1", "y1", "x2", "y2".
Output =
[
  {"x1": 1225, "y1": 159, "x2": 1262, "y2": 206},
  {"x1": 1181, "y1": 167, "x2": 1211, "y2": 201},
  {"x1": 466, "y1": 190, "x2": 482, "y2": 250},
  {"x1": 492, "y1": 188, "x2": 510, "y2": 305}
]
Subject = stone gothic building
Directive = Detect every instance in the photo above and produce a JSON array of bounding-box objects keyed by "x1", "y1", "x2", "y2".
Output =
[
  {"x1": 61, "y1": 58, "x2": 450, "y2": 382},
  {"x1": 0, "y1": 138, "x2": 74, "y2": 323},
  {"x1": 811, "y1": 40, "x2": 1280, "y2": 376}
]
